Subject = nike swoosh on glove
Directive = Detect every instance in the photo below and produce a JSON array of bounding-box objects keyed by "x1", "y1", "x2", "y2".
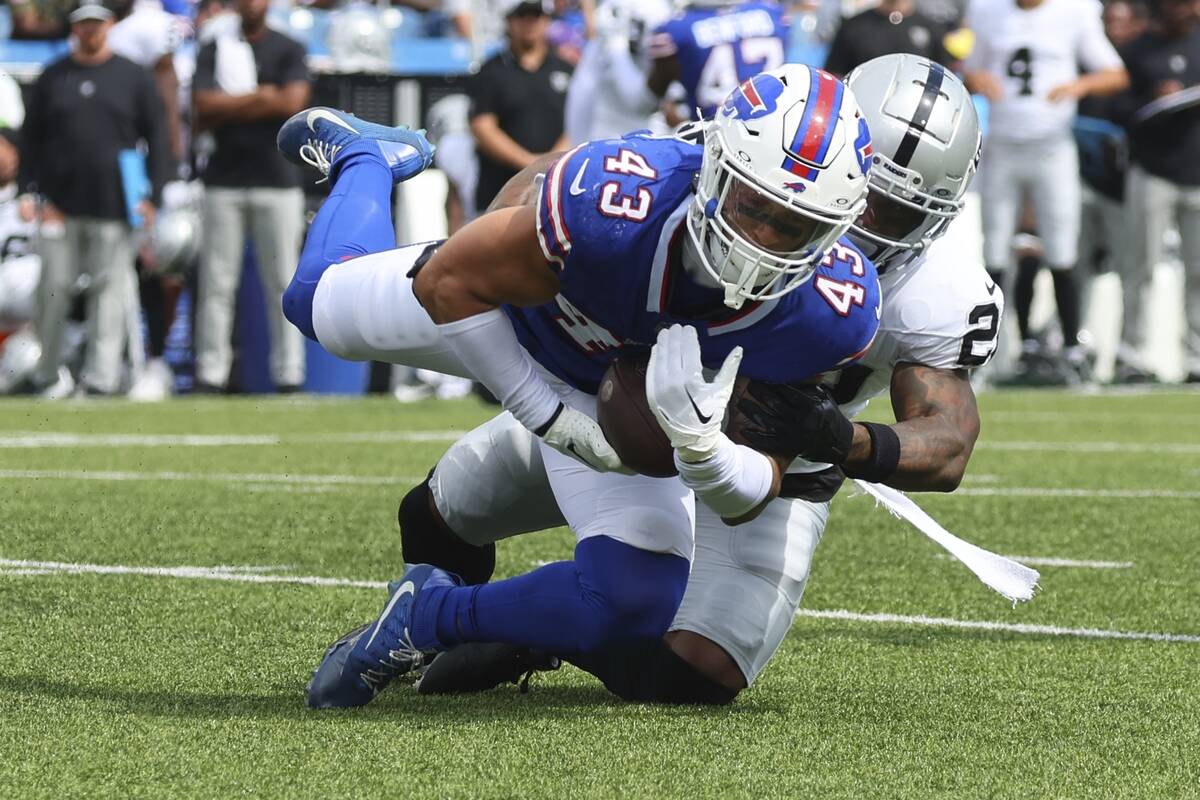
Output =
[
  {"x1": 540, "y1": 403, "x2": 634, "y2": 474},
  {"x1": 645, "y1": 324, "x2": 743, "y2": 463}
]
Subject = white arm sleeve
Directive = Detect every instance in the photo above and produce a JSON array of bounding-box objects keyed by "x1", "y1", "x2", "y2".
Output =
[
  {"x1": 675, "y1": 435, "x2": 775, "y2": 519},
  {"x1": 436, "y1": 309, "x2": 561, "y2": 432}
]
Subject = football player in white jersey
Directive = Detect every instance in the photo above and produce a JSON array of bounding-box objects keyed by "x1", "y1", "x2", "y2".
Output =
[
  {"x1": 405, "y1": 54, "x2": 1004, "y2": 704},
  {"x1": 108, "y1": 0, "x2": 186, "y2": 162},
  {"x1": 963, "y1": 0, "x2": 1126, "y2": 378},
  {"x1": 564, "y1": 0, "x2": 673, "y2": 143}
]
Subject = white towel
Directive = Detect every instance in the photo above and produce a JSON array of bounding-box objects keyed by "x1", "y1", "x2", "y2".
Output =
[
  {"x1": 854, "y1": 479, "x2": 1040, "y2": 604},
  {"x1": 215, "y1": 36, "x2": 257, "y2": 96}
]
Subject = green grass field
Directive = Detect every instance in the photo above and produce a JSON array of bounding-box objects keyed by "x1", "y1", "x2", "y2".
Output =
[{"x1": 1, "y1": 389, "x2": 1198, "y2": 798}]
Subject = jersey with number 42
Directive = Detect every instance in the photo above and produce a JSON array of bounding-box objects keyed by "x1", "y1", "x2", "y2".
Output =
[
  {"x1": 646, "y1": 1, "x2": 788, "y2": 120},
  {"x1": 510, "y1": 131, "x2": 881, "y2": 394}
]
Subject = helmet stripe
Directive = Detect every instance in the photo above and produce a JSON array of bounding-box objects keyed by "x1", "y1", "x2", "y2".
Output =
[
  {"x1": 789, "y1": 70, "x2": 844, "y2": 166},
  {"x1": 893, "y1": 61, "x2": 946, "y2": 167}
]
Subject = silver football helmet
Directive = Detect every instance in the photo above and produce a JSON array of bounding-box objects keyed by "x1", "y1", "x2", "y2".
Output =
[{"x1": 845, "y1": 54, "x2": 981, "y2": 273}]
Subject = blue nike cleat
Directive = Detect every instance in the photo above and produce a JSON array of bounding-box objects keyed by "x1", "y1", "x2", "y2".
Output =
[
  {"x1": 276, "y1": 106, "x2": 434, "y2": 184},
  {"x1": 305, "y1": 563, "x2": 461, "y2": 709}
]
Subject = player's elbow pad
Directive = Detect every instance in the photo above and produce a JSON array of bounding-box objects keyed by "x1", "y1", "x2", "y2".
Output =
[{"x1": 675, "y1": 435, "x2": 775, "y2": 519}]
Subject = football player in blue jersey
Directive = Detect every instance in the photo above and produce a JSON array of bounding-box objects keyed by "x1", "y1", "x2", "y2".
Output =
[
  {"x1": 645, "y1": 0, "x2": 789, "y2": 121},
  {"x1": 276, "y1": 64, "x2": 880, "y2": 709},
  {"x1": 407, "y1": 55, "x2": 998, "y2": 706}
]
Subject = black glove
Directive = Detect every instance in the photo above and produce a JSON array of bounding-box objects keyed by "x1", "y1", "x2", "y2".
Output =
[{"x1": 735, "y1": 381, "x2": 855, "y2": 464}]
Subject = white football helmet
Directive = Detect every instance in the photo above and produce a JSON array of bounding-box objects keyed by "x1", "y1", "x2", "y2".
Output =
[
  {"x1": 688, "y1": 64, "x2": 873, "y2": 308},
  {"x1": 845, "y1": 54, "x2": 981, "y2": 273}
]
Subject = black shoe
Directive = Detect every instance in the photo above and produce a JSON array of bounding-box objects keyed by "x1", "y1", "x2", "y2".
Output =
[
  {"x1": 1112, "y1": 360, "x2": 1157, "y2": 385},
  {"x1": 277, "y1": 383, "x2": 303, "y2": 395},
  {"x1": 192, "y1": 381, "x2": 225, "y2": 395},
  {"x1": 1185, "y1": 372, "x2": 1200, "y2": 384},
  {"x1": 415, "y1": 643, "x2": 560, "y2": 695}
]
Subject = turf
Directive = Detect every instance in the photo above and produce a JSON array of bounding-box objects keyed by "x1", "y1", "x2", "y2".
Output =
[{"x1": 1, "y1": 389, "x2": 1198, "y2": 798}]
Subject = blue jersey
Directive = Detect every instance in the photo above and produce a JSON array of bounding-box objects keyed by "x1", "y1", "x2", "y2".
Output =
[
  {"x1": 509, "y1": 132, "x2": 881, "y2": 394},
  {"x1": 647, "y1": 2, "x2": 788, "y2": 120}
]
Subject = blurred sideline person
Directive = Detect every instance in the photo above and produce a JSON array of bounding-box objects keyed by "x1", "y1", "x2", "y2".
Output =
[
  {"x1": 1074, "y1": 0, "x2": 1148, "y2": 382},
  {"x1": 411, "y1": 55, "x2": 1002, "y2": 705},
  {"x1": 1120, "y1": 0, "x2": 1200, "y2": 383},
  {"x1": 19, "y1": 3, "x2": 166, "y2": 397},
  {"x1": 8, "y1": 0, "x2": 73, "y2": 40},
  {"x1": 468, "y1": 0, "x2": 572, "y2": 211},
  {"x1": 192, "y1": 0, "x2": 310, "y2": 393},
  {"x1": 824, "y1": 0, "x2": 954, "y2": 76},
  {"x1": 965, "y1": 0, "x2": 1128, "y2": 382},
  {"x1": 427, "y1": 94, "x2": 478, "y2": 233},
  {"x1": 108, "y1": 0, "x2": 190, "y2": 401},
  {"x1": 645, "y1": 0, "x2": 788, "y2": 123},
  {"x1": 564, "y1": 0, "x2": 672, "y2": 143},
  {"x1": 0, "y1": 129, "x2": 43, "y2": 394}
]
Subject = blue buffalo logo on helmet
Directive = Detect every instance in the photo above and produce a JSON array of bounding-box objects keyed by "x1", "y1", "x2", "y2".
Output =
[
  {"x1": 854, "y1": 116, "x2": 873, "y2": 177},
  {"x1": 721, "y1": 73, "x2": 787, "y2": 121}
]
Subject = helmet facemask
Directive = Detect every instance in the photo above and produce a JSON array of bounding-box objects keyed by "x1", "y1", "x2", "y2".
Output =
[
  {"x1": 848, "y1": 152, "x2": 962, "y2": 273},
  {"x1": 687, "y1": 125, "x2": 864, "y2": 308}
]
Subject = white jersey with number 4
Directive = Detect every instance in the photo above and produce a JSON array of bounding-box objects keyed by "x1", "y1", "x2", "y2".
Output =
[{"x1": 965, "y1": 0, "x2": 1121, "y2": 142}]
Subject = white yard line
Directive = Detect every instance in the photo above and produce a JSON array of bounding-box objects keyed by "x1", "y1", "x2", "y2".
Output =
[
  {"x1": 987, "y1": 410, "x2": 1200, "y2": 423},
  {"x1": 1, "y1": 557, "x2": 1195, "y2": 645},
  {"x1": 0, "y1": 468, "x2": 421, "y2": 486},
  {"x1": 0, "y1": 559, "x2": 386, "y2": 590},
  {"x1": 0, "y1": 430, "x2": 463, "y2": 448},
  {"x1": 796, "y1": 609, "x2": 1200, "y2": 644},
  {"x1": 953, "y1": 487, "x2": 1200, "y2": 499},
  {"x1": 976, "y1": 441, "x2": 1200, "y2": 455}
]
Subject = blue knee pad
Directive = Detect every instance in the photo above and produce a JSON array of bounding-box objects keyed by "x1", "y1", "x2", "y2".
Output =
[
  {"x1": 570, "y1": 536, "x2": 690, "y2": 652},
  {"x1": 282, "y1": 255, "x2": 328, "y2": 342}
]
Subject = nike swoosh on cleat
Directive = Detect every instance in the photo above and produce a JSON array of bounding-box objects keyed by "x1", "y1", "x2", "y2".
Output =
[
  {"x1": 307, "y1": 108, "x2": 357, "y2": 133},
  {"x1": 685, "y1": 389, "x2": 712, "y2": 424},
  {"x1": 569, "y1": 159, "x2": 590, "y2": 196},
  {"x1": 365, "y1": 580, "x2": 415, "y2": 651}
]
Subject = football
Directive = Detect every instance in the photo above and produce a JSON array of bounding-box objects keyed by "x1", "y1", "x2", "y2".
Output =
[
  {"x1": 596, "y1": 353, "x2": 753, "y2": 477},
  {"x1": 596, "y1": 354, "x2": 676, "y2": 477}
]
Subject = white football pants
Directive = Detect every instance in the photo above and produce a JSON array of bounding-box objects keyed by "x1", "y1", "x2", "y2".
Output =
[{"x1": 431, "y1": 411, "x2": 830, "y2": 685}]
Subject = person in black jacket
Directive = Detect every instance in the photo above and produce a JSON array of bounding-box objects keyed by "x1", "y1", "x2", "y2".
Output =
[
  {"x1": 19, "y1": 3, "x2": 166, "y2": 396},
  {"x1": 1121, "y1": 0, "x2": 1200, "y2": 382}
]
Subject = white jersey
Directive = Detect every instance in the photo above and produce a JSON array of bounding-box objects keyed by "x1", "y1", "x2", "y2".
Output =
[
  {"x1": 109, "y1": 0, "x2": 186, "y2": 68},
  {"x1": 964, "y1": 0, "x2": 1121, "y2": 142},
  {"x1": 0, "y1": 186, "x2": 39, "y2": 328},
  {"x1": 783, "y1": 241, "x2": 1004, "y2": 476},
  {"x1": 565, "y1": 0, "x2": 673, "y2": 143}
]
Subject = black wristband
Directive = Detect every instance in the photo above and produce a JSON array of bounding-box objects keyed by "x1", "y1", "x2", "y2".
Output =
[
  {"x1": 532, "y1": 402, "x2": 565, "y2": 437},
  {"x1": 841, "y1": 422, "x2": 901, "y2": 483}
]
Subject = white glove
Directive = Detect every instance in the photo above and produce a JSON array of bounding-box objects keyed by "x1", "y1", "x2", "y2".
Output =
[
  {"x1": 646, "y1": 324, "x2": 743, "y2": 463},
  {"x1": 541, "y1": 403, "x2": 634, "y2": 474}
]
